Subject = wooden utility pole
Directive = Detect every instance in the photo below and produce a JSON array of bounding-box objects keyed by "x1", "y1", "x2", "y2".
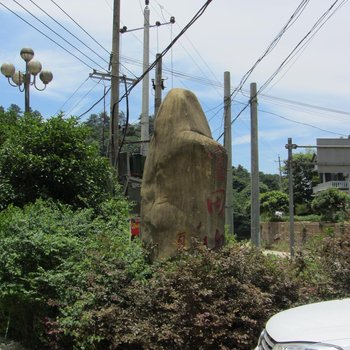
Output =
[
  {"x1": 110, "y1": 0, "x2": 120, "y2": 168},
  {"x1": 250, "y1": 82, "x2": 260, "y2": 247},
  {"x1": 154, "y1": 53, "x2": 163, "y2": 118},
  {"x1": 224, "y1": 71, "x2": 233, "y2": 235},
  {"x1": 286, "y1": 138, "x2": 296, "y2": 257},
  {"x1": 141, "y1": 2, "x2": 150, "y2": 156}
]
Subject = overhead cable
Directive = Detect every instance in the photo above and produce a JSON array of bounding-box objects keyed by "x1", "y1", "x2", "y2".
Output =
[
  {"x1": 260, "y1": 108, "x2": 348, "y2": 137},
  {"x1": 28, "y1": 0, "x2": 110, "y2": 66},
  {"x1": 0, "y1": 1, "x2": 94, "y2": 70},
  {"x1": 258, "y1": 0, "x2": 348, "y2": 94},
  {"x1": 11, "y1": 0, "x2": 108, "y2": 72},
  {"x1": 117, "y1": 0, "x2": 213, "y2": 105},
  {"x1": 49, "y1": 0, "x2": 110, "y2": 56}
]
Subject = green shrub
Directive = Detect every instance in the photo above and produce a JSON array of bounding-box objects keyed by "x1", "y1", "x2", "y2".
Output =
[
  {"x1": 0, "y1": 195, "x2": 140, "y2": 349},
  {"x1": 311, "y1": 188, "x2": 350, "y2": 222},
  {"x1": 55, "y1": 244, "x2": 299, "y2": 350}
]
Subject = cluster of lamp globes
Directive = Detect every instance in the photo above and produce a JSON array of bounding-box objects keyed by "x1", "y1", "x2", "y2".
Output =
[{"x1": 0, "y1": 48, "x2": 53, "y2": 90}]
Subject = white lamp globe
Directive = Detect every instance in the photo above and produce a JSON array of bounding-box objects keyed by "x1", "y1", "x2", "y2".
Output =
[
  {"x1": 12, "y1": 71, "x2": 23, "y2": 86},
  {"x1": 28, "y1": 60, "x2": 42, "y2": 76},
  {"x1": 20, "y1": 48, "x2": 34, "y2": 62},
  {"x1": 0, "y1": 63, "x2": 15, "y2": 78},
  {"x1": 39, "y1": 70, "x2": 53, "y2": 85}
]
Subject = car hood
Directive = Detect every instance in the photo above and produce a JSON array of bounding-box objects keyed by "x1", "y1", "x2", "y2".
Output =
[{"x1": 266, "y1": 299, "x2": 350, "y2": 346}]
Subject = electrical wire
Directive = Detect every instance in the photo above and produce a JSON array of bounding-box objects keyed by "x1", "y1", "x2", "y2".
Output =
[
  {"x1": 77, "y1": 86, "x2": 111, "y2": 118},
  {"x1": 49, "y1": 0, "x2": 110, "y2": 56},
  {"x1": 258, "y1": 0, "x2": 348, "y2": 94},
  {"x1": 28, "y1": 0, "x2": 110, "y2": 66},
  {"x1": 56, "y1": 76, "x2": 90, "y2": 114},
  {"x1": 0, "y1": 1, "x2": 94, "y2": 70},
  {"x1": 66, "y1": 79, "x2": 103, "y2": 117},
  {"x1": 215, "y1": 0, "x2": 347, "y2": 141},
  {"x1": 11, "y1": 0, "x2": 108, "y2": 72},
  {"x1": 117, "y1": 0, "x2": 213, "y2": 105},
  {"x1": 230, "y1": 0, "x2": 311, "y2": 101},
  {"x1": 260, "y1": 108, "x2": 348, "y2": 137}
]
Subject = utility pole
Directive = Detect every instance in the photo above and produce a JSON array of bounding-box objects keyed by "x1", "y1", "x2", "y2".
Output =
[
  {"x1": 110, "y1": 0, "x2": 120, "y2": 168},
  {"x1": 286, "y1": 138, "x2": 296, "y2": 257},
  {"x1": 141, "y1": 1, "x2": 150, "y2": 156},
  {"x1": 276, "y1": 155, "x2": 283, "y2": 190},
  {"x1": 153, "y1": 53, "x2": 163, "y2": 118},
  {"x1": 250, "y1": 82, "x2": 260, "y2": 247},
  {"x1": 224, "y1": 71, "x2": 233, "y2": 235}
]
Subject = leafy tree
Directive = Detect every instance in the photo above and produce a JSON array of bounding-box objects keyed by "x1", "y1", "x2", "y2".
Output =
[
  {"x1": 259, "y1": 172, "x2": 282, "y2": 191},
  {"x1": 0, "y1": 105, "x2": 21, "y2": 147},
  {"x1": 260, "y1": 190, "x2": 289, "y2": 219},
  {"x1": 284, "y1": 152, "x2": 319, "y2": 213},
  {"x1": 311, "y1": 188, "x2": 350, "y2": 222},
  {"x1": 0, "y1": 195, "x2": 140, "y2": 348},
  {"x1": 83, "y1": 112, "x2": 110, "y2": 156},
  {"x1": 0, "y1": 113, "x2": 115, "y2": 210}
]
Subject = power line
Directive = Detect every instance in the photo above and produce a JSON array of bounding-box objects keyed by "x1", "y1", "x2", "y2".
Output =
[
  {"x1": 75, "y1": 84, "x2": 111, "y2": 118},
  {"x1": 49, "y1": 0, "x2": 111, "y2": 56},
  {"x1": 28, "y1": 0, "x2": 110, "y2": 66},
  {"x1": 56, "y1": 76, "x2": 90, "y2": 114},
  {"x1": 230, "y1": 0, "x2": 311, "y2": 101},
  {"x1": 0, "y1": 1, "x2": 94, "y2": 70},
  {"x1": 258, "y1": 0, "x2": 348, "y2": 94},
  {"x1": 259, "y1": 93, "x2": 350, "y2": 117},
  {"x1": 117, "y1": 0, "x2": 213, "y2": 105},
  {"x1": 260, "y1": 108, "x2": 348, "y2": 137},
  {"x1": 11, "y1": 0, "x2": 108, "y2": 72}
]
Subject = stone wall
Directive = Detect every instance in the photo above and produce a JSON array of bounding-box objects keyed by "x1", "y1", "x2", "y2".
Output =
[{"x1": 261, "y1": 221, "x2": 350, "y2": 248}]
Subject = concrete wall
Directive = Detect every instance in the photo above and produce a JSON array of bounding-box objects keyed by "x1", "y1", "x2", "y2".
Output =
[{"x1": 261, "y1": 221, "x2": 350, "y2": 248}]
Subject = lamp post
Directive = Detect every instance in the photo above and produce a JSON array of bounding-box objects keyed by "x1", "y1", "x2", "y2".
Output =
[{"x1": 1, "y1": 48, "x2": 53, "y2": 113}]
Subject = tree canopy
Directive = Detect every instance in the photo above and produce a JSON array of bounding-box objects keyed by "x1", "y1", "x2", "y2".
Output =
[{"x1": 0, "y1": 107, "x2": 116, "y2": 210}]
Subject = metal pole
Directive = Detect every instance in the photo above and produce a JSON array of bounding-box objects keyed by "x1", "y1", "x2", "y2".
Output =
[
  {"x1": 110, "y1": 0, "x2": 120, "y2": 168},
  {"x1": 287, "y1": 137, "x2": 295, "y2": 257},
  {"x1": 24, "y1": 62, "x2": 30, "y2": 113},
  {"x1": 141, "y1": 4, "x2": 150, "y2": 156},
  {"x1": 224, "y1": 71, "x2": 233, "y2": 235},
  {"x1": 250, "y1": 82, "x2": 260, "y2": 247},
  {"x1": 154, "y1": 53, "x2": 162, "y2": 118}
]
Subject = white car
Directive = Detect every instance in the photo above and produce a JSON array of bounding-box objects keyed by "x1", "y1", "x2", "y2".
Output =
[{"x1": 255, "y1": 298, "x2": 350, "y2": 350}]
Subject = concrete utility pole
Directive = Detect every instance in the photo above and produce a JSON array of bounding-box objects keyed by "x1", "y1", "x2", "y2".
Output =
[
  {"x1": 154, "y1": 53, "x2": 163, "y2": 118},
  {"x1": 224, "y1": 71, "x2": 234, "y2": 235},
  {"x1": 110, "y1": 0, "x2": 120, "y2": 168},
  {"x1": 286, "y1": 138, "x2": 296, "y2": 257},
  {"x1": 250, "y1": 82, "x2": 260, "y2": 247},
  {"x1": 141, "y1": 1, "x2": 150, "y2": 156}
]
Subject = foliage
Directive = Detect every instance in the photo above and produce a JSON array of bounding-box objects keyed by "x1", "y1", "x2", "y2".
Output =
[
  {"x1": 0, "y1": 195, "x2": 141, "y2": 349},
  {"x1": 83, "y1": 112, "x2": 110, "y2": 156},
  {"x1": 0, "y1": 113, "x2": 115, "y2": 210},
  {"x1": 232, "y1": 165, "x2": 284, "y2": 238},
  {"x1": 260, "y1": 190, "x2": 289, "y2": 220},
  {"x1": 291, "y1": 231, "x2": 350, "y2": 303},
  {"x1": 2, "y1": 197, "x2": 350, "y2": 350},
  {"x1": 283, "y1": 152, "x2": 319, "y2": 212},
  {"x1": 311, "y1": 188, "x2": 350, "y2": 222},
  {"x1": 54, "y1": 244, "x2": 299, "y2": 350}
]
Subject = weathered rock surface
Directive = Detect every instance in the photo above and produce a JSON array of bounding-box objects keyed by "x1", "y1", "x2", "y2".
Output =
[{"x1": 141, "y1": 88, "x2": 227, "y2": 259}]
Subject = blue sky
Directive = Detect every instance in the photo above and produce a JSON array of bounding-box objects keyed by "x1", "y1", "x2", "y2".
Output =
[{"x1": 1, "y1": 0, "x2": 350, "y2": 174}]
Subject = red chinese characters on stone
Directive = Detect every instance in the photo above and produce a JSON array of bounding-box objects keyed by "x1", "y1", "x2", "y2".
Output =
[
  {"x1": 208, "y1": 146, "x2": 226, "y2": 182},
  {"x1": 206, "y1": 189, "x2": 225, "y2": 217},
  {"x1": 176, "y1": 231, "x2": 186, "y2": 249}
]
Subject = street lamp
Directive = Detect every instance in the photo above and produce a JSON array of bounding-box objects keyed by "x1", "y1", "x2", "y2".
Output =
[{"x1": 1, "y1": 48, "x2": 53, "y2": 113}]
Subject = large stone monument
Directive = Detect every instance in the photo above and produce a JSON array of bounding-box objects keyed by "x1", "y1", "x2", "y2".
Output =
[{"x1": 141, "y1": 88, "x2": 227, "y2": 259}]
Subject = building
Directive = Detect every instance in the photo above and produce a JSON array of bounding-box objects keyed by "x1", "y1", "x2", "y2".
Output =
[{"x1": 313, "y1": 138, "x2": 350, "y2": 194}]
